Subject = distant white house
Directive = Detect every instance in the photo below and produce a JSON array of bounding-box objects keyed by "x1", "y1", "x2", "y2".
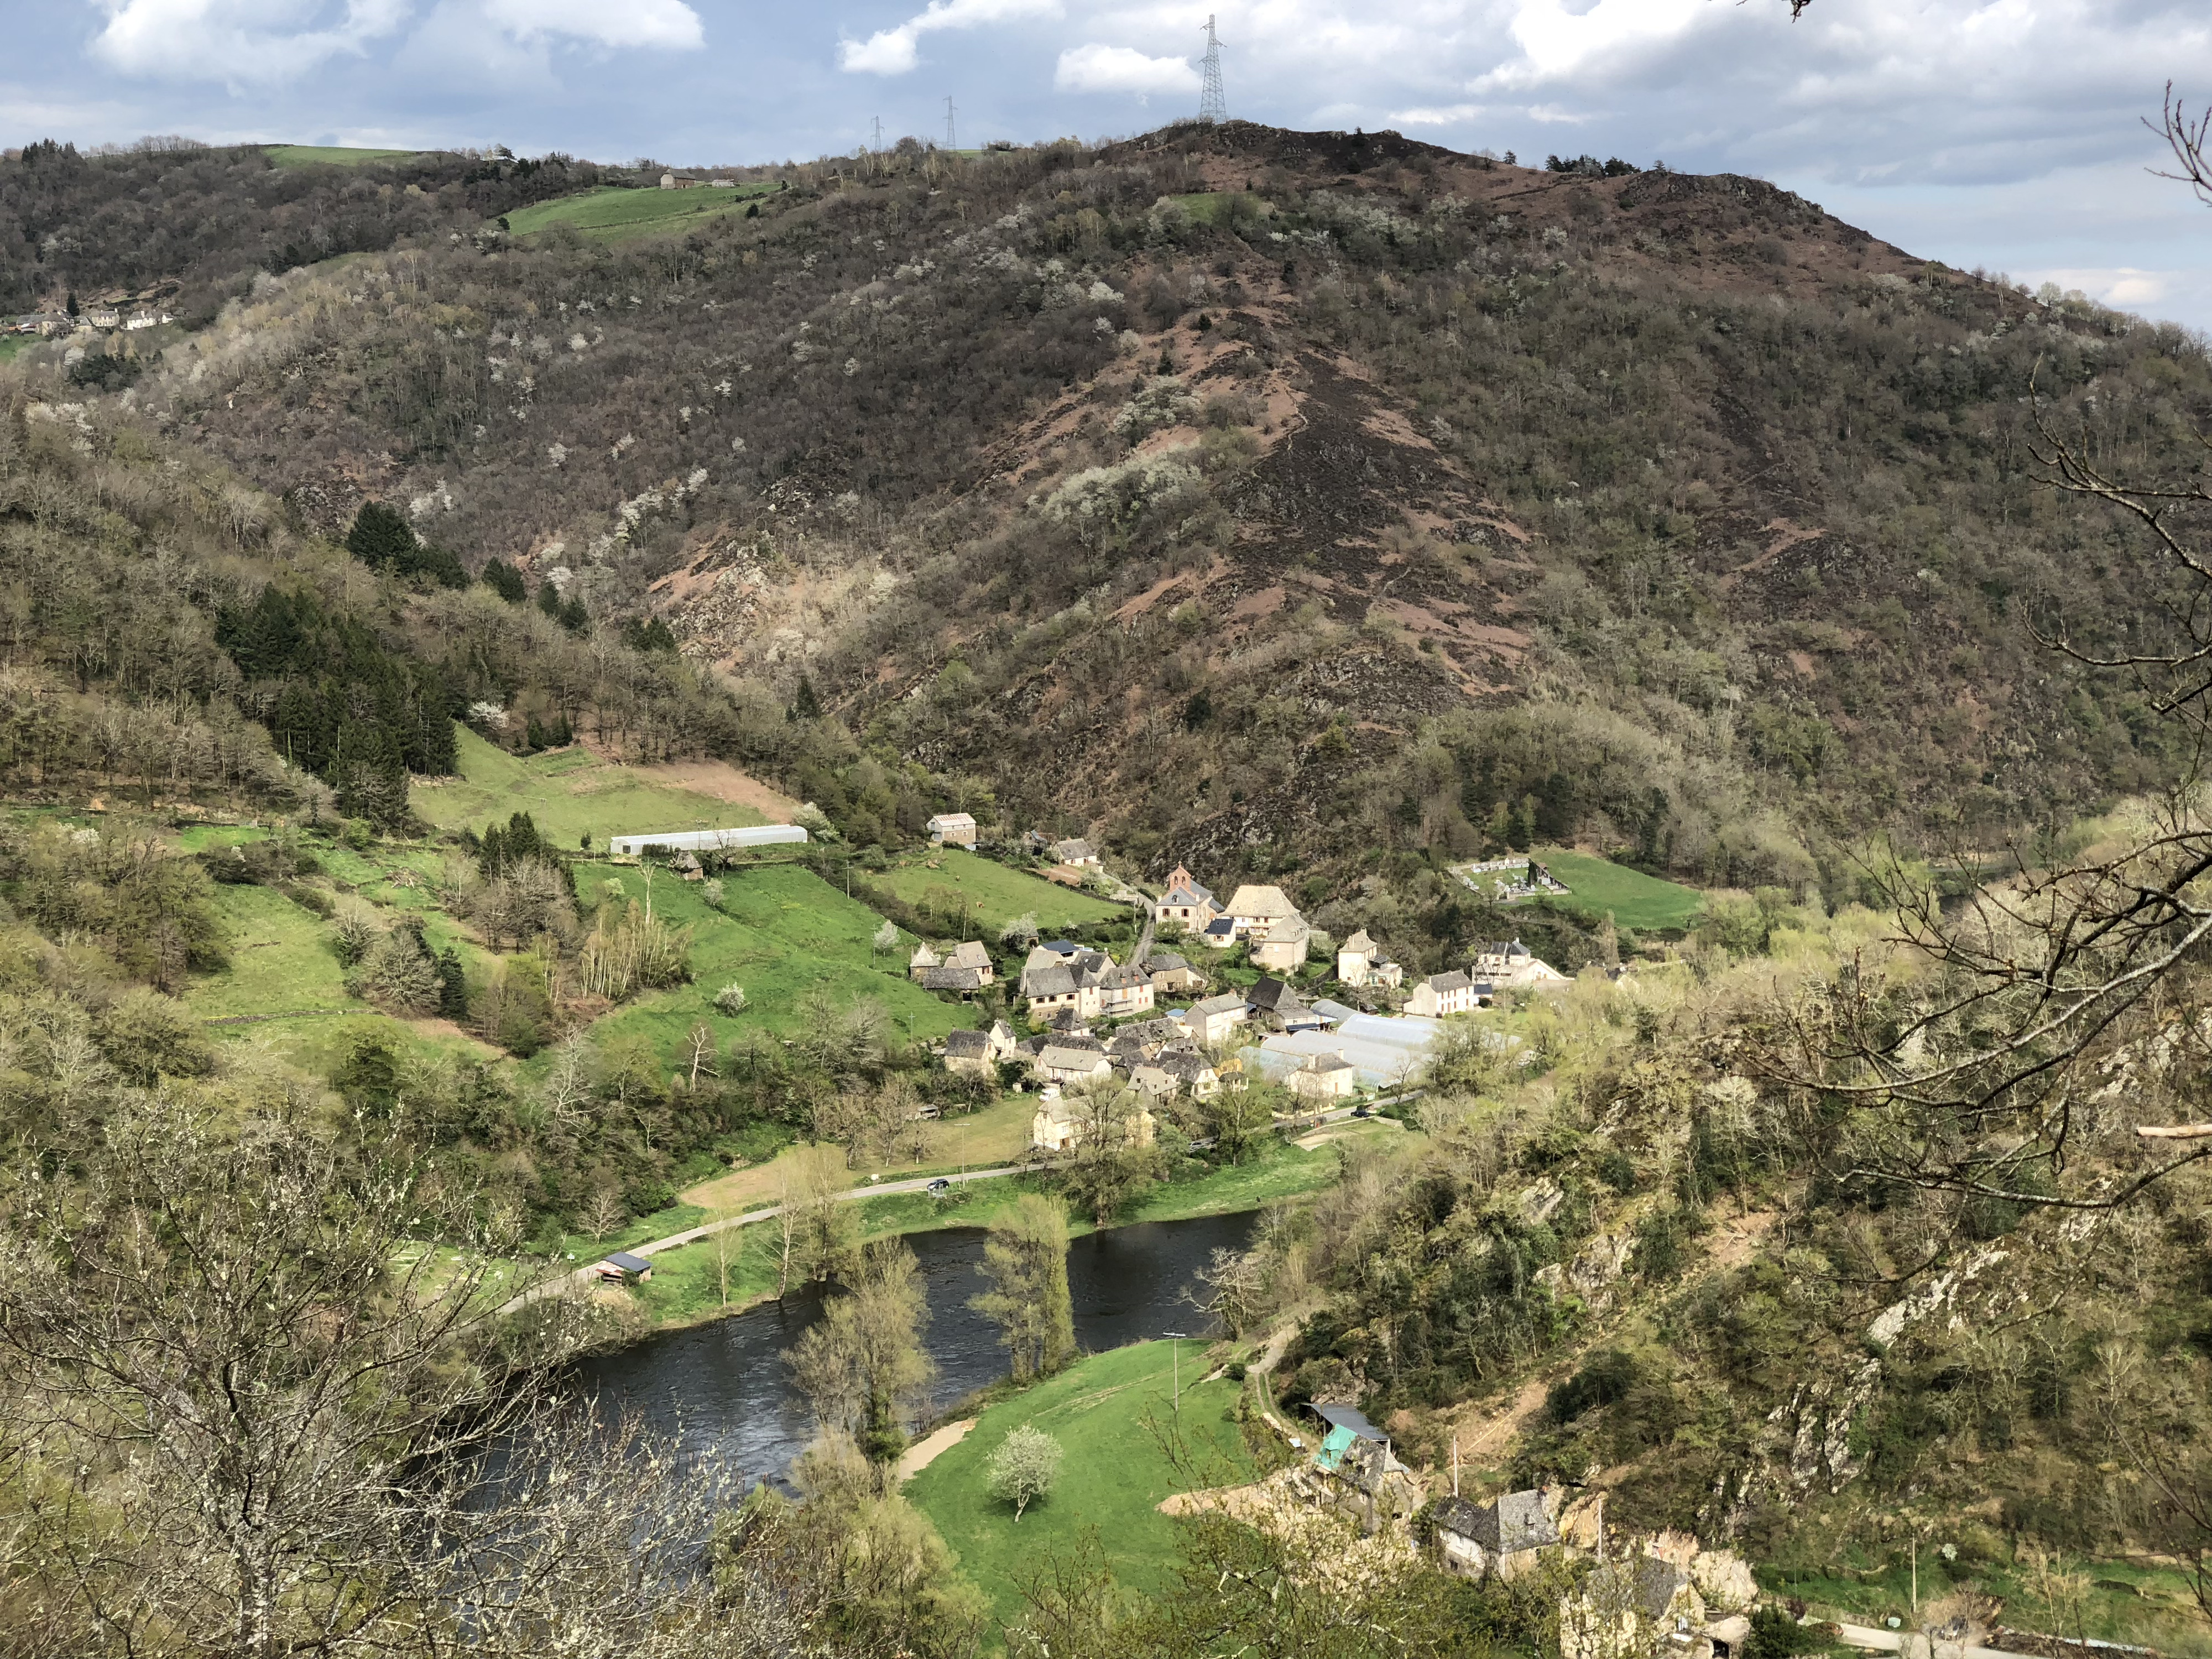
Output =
[
  {"x1": 926, "y1": 812, "x2": 978, "y2": 847},
  {"x1": 607, "y1": 825, "x2": 809, "y2": 855}
]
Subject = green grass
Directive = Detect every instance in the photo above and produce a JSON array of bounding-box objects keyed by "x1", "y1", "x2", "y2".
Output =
[
  {"x1": 1527, "y1": 848, "x2": 1703, "y2": 933},
  {"x1": 1765, "y1": 1551, "x2": 2211, "y2": 1656},
  {"x1": 907, "y1": 1340, "x2": 1253, "y2": 1627},
  {"x1": 265, "y1": 145, "x2": 428, "y2": 168},
  {"x1": 570, "y1": 859, "x2": 968, "y2": 1061},
  {"x1": 187, "y1": 883, "x2": 357, "y2": 1020},
  {"x1": 413, "y1": 726, "x2": 769, "y2": 850},
  {"x1": 501, "y1": 181, "x2": 780, "y2": 243},
  {"x1": 848, "y1": 1136, "x2": 1344, "y2": 1243},
  {"x1": 0, "y1": 336, "x2": 34, "y2": 363},
  {"x1": 863, "y1": 848, "x2": 1125, "y2": 935}
]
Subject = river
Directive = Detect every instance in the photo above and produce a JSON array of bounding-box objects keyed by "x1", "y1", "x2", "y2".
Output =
[{"x1": 571, "y1": 1209, "x2": 1258, "y2": 1488}]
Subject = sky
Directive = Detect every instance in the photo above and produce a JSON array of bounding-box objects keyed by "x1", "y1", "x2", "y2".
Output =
[{"x1": 8, "y1": 1, "x2": 2212, "y2": 327}]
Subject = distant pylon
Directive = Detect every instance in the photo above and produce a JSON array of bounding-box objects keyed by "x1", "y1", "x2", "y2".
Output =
[
  {"x1": 1198, "y1": 14, "x2": 1227, "y2": 124},
  {"x1": 945, "y1": 96, "x2": 957, "y2": 152}
]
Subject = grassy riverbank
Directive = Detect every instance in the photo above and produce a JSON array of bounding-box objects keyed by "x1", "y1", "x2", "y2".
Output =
[
  {"x1": 596, "y1": 1134, "x2": 1361, "y2": 1333},
  {"x1": 905, "y1": 1339, "x2": 1254, "y2": 1626}
]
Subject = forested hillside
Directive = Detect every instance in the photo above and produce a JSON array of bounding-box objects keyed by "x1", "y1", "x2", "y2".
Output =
[
  {"x1": 10, "y1": 118, "x2": 2212, "y2": 1659},
  {"x1": 7, "y1": 122, "x2": 2199, "y2": 923}
]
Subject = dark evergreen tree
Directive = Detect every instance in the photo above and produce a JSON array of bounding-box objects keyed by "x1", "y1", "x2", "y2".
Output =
[
  {"x1": 481, "y1": 559, "x2": 527, "y2": 603},
  {"x1": 346, "y1": 502, "x2": 417, "y2": 571}
]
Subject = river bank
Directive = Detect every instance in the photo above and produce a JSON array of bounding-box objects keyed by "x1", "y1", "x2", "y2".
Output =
[
  {"x1": 570, "y1": 1209, "x2": 1268, "y2": 1489},
  {"x1": 592, "y1": 1123, "x2": 1401, "y2": 1338}
]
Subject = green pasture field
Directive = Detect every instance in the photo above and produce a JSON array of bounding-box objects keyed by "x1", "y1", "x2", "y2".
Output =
[
  {"x1": 1528, "y1": 848, "x2": 1703, "y2": 933},
  {"x1": 0, "y1": 336, "x2": 35, "y2": 363},
  {"x1": 501, "y1": 181, "x2": 780, "y2": 243},
  {"x1": 905, "y1": 1339, "x2": 1254, "y2": 1625},
  {"x1": 265, "y1": 145, "x2": 429, "y2": 169},
  {"x1": 180, "y1": 843, "x2": 503, "y2": 1072},
  {"x1": 568, "y1": 859, "x2": 966, "y2": 1061},
  {"x1": 864, "y1": 848, "x2": 1124, "y2": 935},
  {"x1": 413, "y1": 726, "x2": 769, "y2": 849}
]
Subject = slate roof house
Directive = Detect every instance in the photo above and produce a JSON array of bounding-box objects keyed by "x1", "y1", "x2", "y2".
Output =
[
  {"x1": 1050, "y1": 837, "x2": 1101, "y2": 868},
  {"x1": 1246, "y1": 977, "x2": 1326, "y2": 1031},
  {"x1": 925, "y1": 812, "x2": 978, "y2": 847},
  {"x1": 1250, "y1": 915, "x2": 1313, "y2": 972},
  {"x1": 1097, "y1": 961, "x2": 1157, "y2": 1019},
  {"x1": 943, "y1": 1022, "x2": 1017, "y2": 1078},
  {"x1": 1433, "y1": 1489, "x2": 1561, "y2": 1580},
  {"x1": 1337, "y1": 928, "x2": 1404, "y2": 989},
  {"x1": 1144, "y1": 951, "x2": 1204, "y2": 994},
  {"x1": 1031, "y1": 1092, "x2": 1157, "y2": 1154},
  {"x1": 1407, "y1": 969, "x2": 1488, "y2": 1018},
  {"x1": 1186, "y1": 990, "x2": 1250, "y2": 1046},
  {"x1": 1154, "y1": 863, "x2": 1219, "y2": 931},
  {"x1": 1156, "y1": 1050, "x2": 1222, "y2": 1098},
  {"x1": 1021, "y1": 945, "x2": 1120, "y2": 1020}
]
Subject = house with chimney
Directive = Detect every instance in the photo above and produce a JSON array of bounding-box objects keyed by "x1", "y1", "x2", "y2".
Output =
[{"x1": 1153, "y1": 863, "x2": 1219, "y2": 931}]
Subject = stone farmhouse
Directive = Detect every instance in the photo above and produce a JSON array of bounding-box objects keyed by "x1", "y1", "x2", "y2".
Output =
[
  {"x1": 1031, "y1": 1091, "x2": 1157, "y2": 1154},
  {"x1": 910, "y1": 940, "x2": 994, "y2": 994},
  {"x1": 1050, "y1": 837, "x2": 1101, "y2": 868},
  {"x1": 1144, "y1": 951, "x2": 1204, "y2": 994},
  {"x1": 1018, "y1": 944, "x2": 1152, "y2": 1021},
  {"x1": 925, "y1": 812, "x2": 978, "y2": 847},
  {"x1": 1336, "y1": 928, "x2": 1404, "y2": 989},
  {"x1": 1434, "y1": 1489, "x2": 1561, "y2": 1580},
  {"x1": 943, "y1": 1021, "x2": 1018, "y2": 1078}
]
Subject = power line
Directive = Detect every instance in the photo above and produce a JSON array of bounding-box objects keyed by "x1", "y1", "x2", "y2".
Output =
[{"x1": 1198, "y1": 13, "x2": 1227, "y2": 125}]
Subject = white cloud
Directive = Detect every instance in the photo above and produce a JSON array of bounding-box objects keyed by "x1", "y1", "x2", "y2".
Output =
[
  {"x1": 2022, "y1": 268, "x2": 2173, "y2": 307},
  {"x1": 1054, "y1": 42, "x2": 1197, "y2": 97},
  {"x1": 89, "y1": 0, "x2": 413, "y2": 85},
  {"x1": 482, "y1": 0, "x2": 701, "y2": 50},
  {"x1": 1390, "y1": 103, "x2": 1488, "y2": 128},
  {"x1": 837, "y1": 0, "x2": 1058, "y2": 76}
]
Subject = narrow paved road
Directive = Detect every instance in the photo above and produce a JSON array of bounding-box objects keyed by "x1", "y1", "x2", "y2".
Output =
[{"x1": 495, "y1": 1161, "x2": 1039, "y2": 1317}]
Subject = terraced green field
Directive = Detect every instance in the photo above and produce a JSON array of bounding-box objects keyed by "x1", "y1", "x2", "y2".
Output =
[
  {"x1": 265, "y1": 145, "x2": 429, "y2": 168},
  {"x1": 570, "y1": 859, "x2": 967, "y2": 1057},
  {"x1": 1529, "y1": 848, "x2": 1704, "y2": 933},
  {"x1": 412, "y1": 726, "x2": 772, "y2": 849},
  {"x1": 502, "y1": 180, "x2": 781, "y2": 243},
  {"x1": 865, "y1": 847, "x2": 1124, "y2": 934}
]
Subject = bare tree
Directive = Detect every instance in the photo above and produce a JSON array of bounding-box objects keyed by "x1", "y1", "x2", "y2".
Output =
[
  {"x1": 0, "y1": 1096, "x2": 803, "y2": 1658},
  {"x1": 582, "y1": 1185, "x2": 628, "y2": 1242},
  {"x1": 1756, "y1": 94, "x2": 2212, "y2": 1225}
]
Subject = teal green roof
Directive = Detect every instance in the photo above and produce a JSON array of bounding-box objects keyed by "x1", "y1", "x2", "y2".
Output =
[{"x1": 1314, "y1": 1423, "x2": 1359, "y2": 1473}]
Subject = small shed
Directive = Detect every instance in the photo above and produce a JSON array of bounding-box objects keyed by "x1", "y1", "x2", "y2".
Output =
[{"x1": 596, "y1": 1250, "x2": 654, "y2": 1283}]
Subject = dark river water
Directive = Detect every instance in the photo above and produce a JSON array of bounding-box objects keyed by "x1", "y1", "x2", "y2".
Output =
[{"x1": 570, "y1": 1210, "x2": 1258, "y2": 1489}]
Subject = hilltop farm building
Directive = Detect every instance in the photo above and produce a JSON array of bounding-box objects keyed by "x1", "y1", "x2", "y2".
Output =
[{"x1": 606, "y1": 826, "x2": 810, "y2": 855}]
